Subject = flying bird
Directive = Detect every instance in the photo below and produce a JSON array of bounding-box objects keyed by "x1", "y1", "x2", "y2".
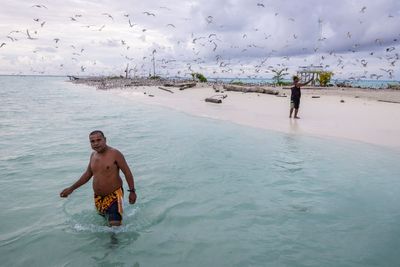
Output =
[
  {"x1": 0, "y1": 43, "x2": 6, "y2": 48},
  {"x1": 102, "y1": 13, "x2": 114, "y2": 20},
  {"x1": 8, "y1": 30, "x2": 21, "y2": 35},
  {"x1": 360, "y1": 6, "x2": 367, "y2": 13},
  {"x1": 166, "y1": 23, "x2": 176, "y2": 28},
  {"x1": 212, "y1": 42, "x2": 217, "y2": 51},
  {"x1": 361, "y1": 59, "x2": 368, "y2": 67},
  {"x1": 143, "y1": 11, "x2": 155, "y2": 16},
  {"x1": 380, "y1": 68, "x2": 393, "y2": 74},
  {"x1": 257, "y1": 3, "x2": 265, "y2": 7},
  {"x1": 31, "y1": 4, "x2": 47, "y2": 9},
  {"x1": 192, "y1": 37, "x2": 205, "y2": 43},
  {"x1": 7, "y1": 36, "x2": 16, "y2": 42},
  {"x1": 128, "y1": 19, "x2": 135, "y2": 27},
  {"x1": 26, "y1": 29, "x2": 37, "y2": 40},
  {"x1": 159, "y1": 6, "x2": 171, "y2": 11}
]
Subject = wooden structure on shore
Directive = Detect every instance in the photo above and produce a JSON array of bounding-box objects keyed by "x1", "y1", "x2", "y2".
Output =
[{"x1": 297, "y1": 65, "x2": 325, "y2": 86}]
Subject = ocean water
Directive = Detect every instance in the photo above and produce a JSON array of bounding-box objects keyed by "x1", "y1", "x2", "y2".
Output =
[
  {"x1": 209, "y1": 77, "x2": 400, "y2": 89},
  {"x1": 1, "y1": 76, "x2": 400, "y2": 267}
]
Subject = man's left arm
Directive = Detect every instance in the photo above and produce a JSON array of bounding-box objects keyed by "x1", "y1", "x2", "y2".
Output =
[{"x1": 115, "y1": 151, "x2": 137, "y2": 204}]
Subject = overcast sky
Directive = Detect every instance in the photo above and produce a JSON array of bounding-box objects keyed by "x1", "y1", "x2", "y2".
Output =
[{"x1": 0, "y1": 0, "x2": 399, "y2": 80}]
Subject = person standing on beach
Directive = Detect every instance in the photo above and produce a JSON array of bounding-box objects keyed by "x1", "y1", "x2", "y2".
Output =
[
  {"x1": 60, "y1": 130, "x2": 136, "y2": 226},
  {"x1": 289, "y1": 76, "x2": 313, "y2": 119}
]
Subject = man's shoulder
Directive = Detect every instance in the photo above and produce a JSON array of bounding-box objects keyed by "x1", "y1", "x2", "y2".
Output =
[
  {"x1": 108, "y1": 146, "x2": 119, "y2": 152},
  {"x1": 108, "y1": 147, "x2": 123, "y2": 157}
]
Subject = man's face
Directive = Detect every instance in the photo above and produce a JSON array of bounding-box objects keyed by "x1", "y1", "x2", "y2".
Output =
[{"x1": 89, "y1": 133, "x2": 106, "y2": 152}]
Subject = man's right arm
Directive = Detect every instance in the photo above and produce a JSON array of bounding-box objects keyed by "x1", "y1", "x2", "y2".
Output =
[
  {"x1": 299, "y1": 78, "x2": 313, "y2": 87},
  {"x1": 60, "y1": 162, "x2": 93, "y2": 198}
]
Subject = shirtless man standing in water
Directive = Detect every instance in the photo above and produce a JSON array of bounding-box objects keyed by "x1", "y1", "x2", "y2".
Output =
[{"x1": 60, "y1": 130, "x2": 136, "y2": 226}]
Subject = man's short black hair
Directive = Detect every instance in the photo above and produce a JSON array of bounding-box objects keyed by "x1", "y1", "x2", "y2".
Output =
[{"x1": 89, "y1": 130, "x2": 105, "y2": 138}]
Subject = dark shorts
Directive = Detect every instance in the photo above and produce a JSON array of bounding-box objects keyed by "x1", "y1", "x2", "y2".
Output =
[
  {"x1": 102, "y1": 201, "x2": 122, "y2": 222},
  {"x1": 291, "y1": 97, "x2": 300, "y2": 109}
]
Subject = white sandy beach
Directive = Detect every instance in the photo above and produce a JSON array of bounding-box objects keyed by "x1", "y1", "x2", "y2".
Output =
[{"x1": 108, "y1": 85, "x2": 400, "y2": 150}]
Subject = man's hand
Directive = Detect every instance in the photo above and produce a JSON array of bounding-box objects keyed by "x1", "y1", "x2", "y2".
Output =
[
  {"x1": 129, "y1": 191, "x2": 137, "y2": 204},
  {"x1": 60, "y1": 187, "x2": 73, "y2": 198}
]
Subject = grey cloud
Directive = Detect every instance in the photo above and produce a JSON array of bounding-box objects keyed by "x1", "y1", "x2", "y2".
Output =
[{"x1": 0, "y1": 0, "x2": 399, "y2": 79}]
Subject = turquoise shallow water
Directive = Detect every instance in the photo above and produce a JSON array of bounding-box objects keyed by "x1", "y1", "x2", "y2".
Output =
[{"x1": 1, "y1": 76, "x2": 400, "y2": 267}]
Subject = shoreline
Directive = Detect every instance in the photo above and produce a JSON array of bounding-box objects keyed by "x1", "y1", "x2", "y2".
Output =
[{"x1": 71, "y1": 77, "x2": 400, "y2": 150}]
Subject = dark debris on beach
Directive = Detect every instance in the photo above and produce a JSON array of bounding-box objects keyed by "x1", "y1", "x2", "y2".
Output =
[
  {"x1": 67, "y1": 76, "x2": 281, "y2": 93},
  {"x1": 68, "y1": 76, "x2": 189, "y2": 90},
  {"x1": 66, "y1": 76, "x2": 400, "y2": 103}
]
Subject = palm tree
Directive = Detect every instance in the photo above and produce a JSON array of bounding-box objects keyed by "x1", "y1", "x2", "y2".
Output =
[{"x1": 271, "y1": 68, "x2": 288, "y2": 85}]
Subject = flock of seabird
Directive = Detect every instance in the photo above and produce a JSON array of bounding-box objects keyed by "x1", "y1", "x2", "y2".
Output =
[{"x1": 0, "y1": 3, "x2": 399, "y2": 80}]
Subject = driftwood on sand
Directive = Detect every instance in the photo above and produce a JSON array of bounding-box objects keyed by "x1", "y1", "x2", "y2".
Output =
[
  {"x1": 204, "y1": 94, "x2": 227, "y2": 104},
  {"x1": 205, "y1": 98, "x2": 222, "y2": 103},
  {"x1": 163, "y1": 82, "x2": 197, "y2": 90},
  {"x1": 222, "y1": 84, "x2": 279, "y2": 95},
  {"x1": 158, "y1": 86, "x2": 174, "y2": 93},
  {"x1": 378, "y1": 99, "x2": 400, "y2": 104}
]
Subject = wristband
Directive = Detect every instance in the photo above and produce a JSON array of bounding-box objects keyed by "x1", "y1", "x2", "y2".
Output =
[{"x1": 128, "y1": 188, "x2": 136, "y2": 192}]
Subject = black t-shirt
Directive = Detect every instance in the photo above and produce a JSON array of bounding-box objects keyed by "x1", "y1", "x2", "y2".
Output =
[{"x1": 291, "y1": 86, "x2": 301, "y2": 99}]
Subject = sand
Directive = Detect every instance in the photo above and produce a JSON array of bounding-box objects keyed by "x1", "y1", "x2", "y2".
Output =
[{"x1": 101, "y1": 84, "x2": 400, "y2": 150}]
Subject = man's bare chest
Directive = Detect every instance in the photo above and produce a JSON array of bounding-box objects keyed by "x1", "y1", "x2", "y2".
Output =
[{"x1": 91, "y1": 156, "x2": 118, "y2": 174}]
